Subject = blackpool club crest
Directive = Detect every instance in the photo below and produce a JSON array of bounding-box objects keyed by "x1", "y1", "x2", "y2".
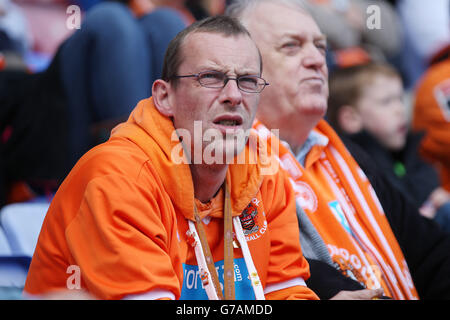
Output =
[{"x1": 240, "y1": 199, "x2": 259, "y2": 235}]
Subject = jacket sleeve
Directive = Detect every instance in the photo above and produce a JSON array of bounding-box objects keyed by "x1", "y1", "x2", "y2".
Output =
[
  {"x1": 65, "y1": 173, "x2": 182, "y2": 300},
  {"x1": 344, "y1": 137, "x2": 450, "y2": 299},
  {"x1": 261, "y1": 168, "x2": 319, "y2": 300},
  {"x1": 305, "y1": 258, "x2": 365, "y2": 299},
  {"x1": 265, "y1": 285, "x2": 319, "y2": 300},
  {"x1": 413, "y1": 69, "x2": 450, "y2": 192}
]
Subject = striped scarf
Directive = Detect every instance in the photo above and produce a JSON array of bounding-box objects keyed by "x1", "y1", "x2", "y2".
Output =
[{"x1": 253, "y1": 119, "x2": 419, "y2": 300}]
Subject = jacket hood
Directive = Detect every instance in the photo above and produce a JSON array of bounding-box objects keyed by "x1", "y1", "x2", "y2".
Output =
[{"x1": 110, "y1": 98, "x2": 265, "y2": 221}]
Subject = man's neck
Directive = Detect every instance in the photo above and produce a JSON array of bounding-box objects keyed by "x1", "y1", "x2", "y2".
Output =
[
  {"x1": 190, "y1": 163, "x2": 229, "y2": 203},
  {"x1": 276, "y1": 119, "x2": 318, "y2": 155},
  {"x1": 281, "y1": 126, "x2": 311, "y2": 155}
]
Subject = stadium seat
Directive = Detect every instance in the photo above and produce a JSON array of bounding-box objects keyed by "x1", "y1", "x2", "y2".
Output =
[{"x1": 0, "y1": 201, "x2": 49, "y2": 292}]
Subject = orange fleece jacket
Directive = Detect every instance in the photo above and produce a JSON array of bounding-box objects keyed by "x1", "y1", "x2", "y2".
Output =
[{"x1": 24, "y1": 98, "x2": 318, "y2": 300}]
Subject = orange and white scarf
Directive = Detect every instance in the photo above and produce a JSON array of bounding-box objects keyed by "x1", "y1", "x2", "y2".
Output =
[{"x1": 253, "y1": 119, "x2": 419, "y2": 300}]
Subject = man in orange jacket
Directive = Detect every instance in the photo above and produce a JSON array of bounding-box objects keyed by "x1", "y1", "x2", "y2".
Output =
[
  {"x1": 227, "y1": 0, "x2": 450, "y2": 299},
  {"x1": 24, "y1": 16, "x2": 318, "y2": 300}
]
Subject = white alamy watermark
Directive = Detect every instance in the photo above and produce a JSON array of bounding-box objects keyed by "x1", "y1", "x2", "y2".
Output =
[
  {"x1": 366, "y1": 4, "x2": 381, "y2": 30},
  {"x1": 170, "y1": 121, "x2": 280, "y2": 176},
  {"x1": 66, "y1": 5, "x2": 81, "y2": 30},
  {"x1": 66, "y1": 265, "x2": 81, "y2": 289}
]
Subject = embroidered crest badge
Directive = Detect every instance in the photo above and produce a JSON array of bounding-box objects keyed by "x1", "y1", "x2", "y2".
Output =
[{"x1": 240, "y1": 201, "x2": 259, "y2": 235}]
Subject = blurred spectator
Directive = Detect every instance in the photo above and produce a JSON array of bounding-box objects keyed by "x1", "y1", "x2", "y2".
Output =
[
  {"x1": 412, "y1": 45, "x2": 450, "y2": 232},
  {"x1": 327, "y1": 62, "x2": 450, "y2": 233},
  {"x1": 0, "y1": 1, "x2": 187, "y2": 207},
  {"x1": 304, "y1": 0, "x2": 403, "y2": 66},
  {"x1": 0, "y1": 35, "x2": 28, "y2": 70},
  {"x1": 59, "y1": 2, "x2": 187, "y2": 165},
  {"x1": 184, "y1": 0, "x2": 226, "y2": 20},
  {"x1": 13, "y1": 0, "x2": 74, "y2": 69},
  {"x1": 0, "y1": 0, "x2": 32, "y2": 56},
  {"x1": 396, "y1": 0, "x2": 450, "y2": 89},
  {"x1": 0, "y1": 52, "x2": 67, "y2": 206}
]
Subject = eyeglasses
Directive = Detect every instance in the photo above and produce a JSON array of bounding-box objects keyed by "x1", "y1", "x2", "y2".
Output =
[{"x1": 172, "y1": 70, "x2": 269, "y2": 93}]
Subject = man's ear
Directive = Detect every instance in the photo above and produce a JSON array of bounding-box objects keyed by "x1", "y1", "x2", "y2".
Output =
[
  {"x1": 338, "y1": 105, "x2": 363, "y2": 134},
  {"x1": 152, "y1": 79, "x2": 174, "y2": 117}
]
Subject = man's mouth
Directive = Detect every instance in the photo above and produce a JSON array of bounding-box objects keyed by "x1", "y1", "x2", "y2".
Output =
[
  {"x1": 215, "y1": 119, "x2": 240, "y2": 126},
  {"x1": 301, "y1": 77, "x2": 324, "y2": 84},
  {"x1": 398, "y1": 124, "x2": 408, "y2": 135},
  {"x1": 213, "y1": 115, "x2": 243, "y2": 127}
]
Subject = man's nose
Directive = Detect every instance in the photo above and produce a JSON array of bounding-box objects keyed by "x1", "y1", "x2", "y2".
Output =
[
  {"x1": 219, "y1": 79, "x2": 243, "y2": 107},
  {"x1": 302, "y1": 43, "x2": 326, "y2": 69}
]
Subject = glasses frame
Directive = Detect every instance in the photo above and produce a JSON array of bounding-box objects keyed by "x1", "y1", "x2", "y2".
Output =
[{"x1": 172, "y1": 70, "x2": 269, "y2": 93}]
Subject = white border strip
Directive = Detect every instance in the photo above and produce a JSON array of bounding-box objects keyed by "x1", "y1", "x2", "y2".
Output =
[
  {"x1": 123, "y1": 289, "x2": 175, "y2": 300},
  {"x1": 264, "y1": 277, "x2": 307, "y2": 295},
  {"x1": 233, "y1": 217, "x2": 265, "y2": 300}
]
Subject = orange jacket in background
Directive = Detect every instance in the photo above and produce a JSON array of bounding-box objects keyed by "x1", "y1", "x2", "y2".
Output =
[
  {"x1": 24, "y1": 98, "x2": 318, "y2": 300},
  {"x1": 413, "y1": 57, "x2": 450, "y2": 192}
]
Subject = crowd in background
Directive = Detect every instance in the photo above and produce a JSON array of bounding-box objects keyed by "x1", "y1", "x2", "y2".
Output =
[{"x1": 0, "y1": 0, "x2": 449, "y2": 299}]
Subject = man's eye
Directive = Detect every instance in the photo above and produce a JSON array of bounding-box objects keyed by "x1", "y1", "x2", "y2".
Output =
[
  {"x1": 239, "y1": 77, "x2": 258, "y2": 85},
  {"x1": 316, "y1": 43, "x2": 327, "y2": 54},
  {"x1": 201, "y1": 72, "x2": 223, "y2": 80},
  {"x1": 280, "y1": 41, "x2": 301, "y2": 55},
  {"x1": 199, "y1": 72, "x2": 224, "y2": 85},
  {"x1": 283, "y1": 41, "x2": 299, "y2": 48},
  {"x1": 238, "y1": 76, "x2": 261, "y2": 90}
]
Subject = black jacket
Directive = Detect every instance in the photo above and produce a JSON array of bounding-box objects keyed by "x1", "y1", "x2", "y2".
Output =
[
  {"x1": 346, "y1": 130, "x2": 440, "y2": 207},
  {"x1": 0, "y1": 52, "x2": 69, "y2": 206},
  {"x1": 343, "y1": 136, "x2": 450, "y2": 299}
]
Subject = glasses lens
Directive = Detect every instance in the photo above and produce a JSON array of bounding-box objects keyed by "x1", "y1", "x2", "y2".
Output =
[
  {"x1": 198, "y1": 71, "x2": 225, "y2": 87},
  {"x1": 239, "y1": 76, "x2": 266, "y2": 93}
]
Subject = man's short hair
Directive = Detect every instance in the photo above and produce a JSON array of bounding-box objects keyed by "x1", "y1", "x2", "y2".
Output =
[
  {"x1": 327, "y1": 62, "x2": 402, "y2": 133},
  {"x1": 161, "y1": 15, "x2": 262, "y2": 86}
]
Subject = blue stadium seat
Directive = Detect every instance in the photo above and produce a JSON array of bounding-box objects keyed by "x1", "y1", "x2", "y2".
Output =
[
  {"x1": 0, "y1": 227, "x2": 12, "y2": 256},
  {"x1": 0, "y1": 201, "x2": 49, "y2": 257},
  {"x1": 0, "y1": 201, "x2": 50, "y2": 296}
]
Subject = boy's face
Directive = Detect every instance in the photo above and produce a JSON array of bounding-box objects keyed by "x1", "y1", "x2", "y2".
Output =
[{"x1": 357, "y1": 74, "x2": 408, "y2": 151}]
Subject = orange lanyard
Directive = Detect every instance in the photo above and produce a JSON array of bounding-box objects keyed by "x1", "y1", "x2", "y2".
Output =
[{"x1": 193, "y1": 182, "x2": 235, "y2": 300}]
